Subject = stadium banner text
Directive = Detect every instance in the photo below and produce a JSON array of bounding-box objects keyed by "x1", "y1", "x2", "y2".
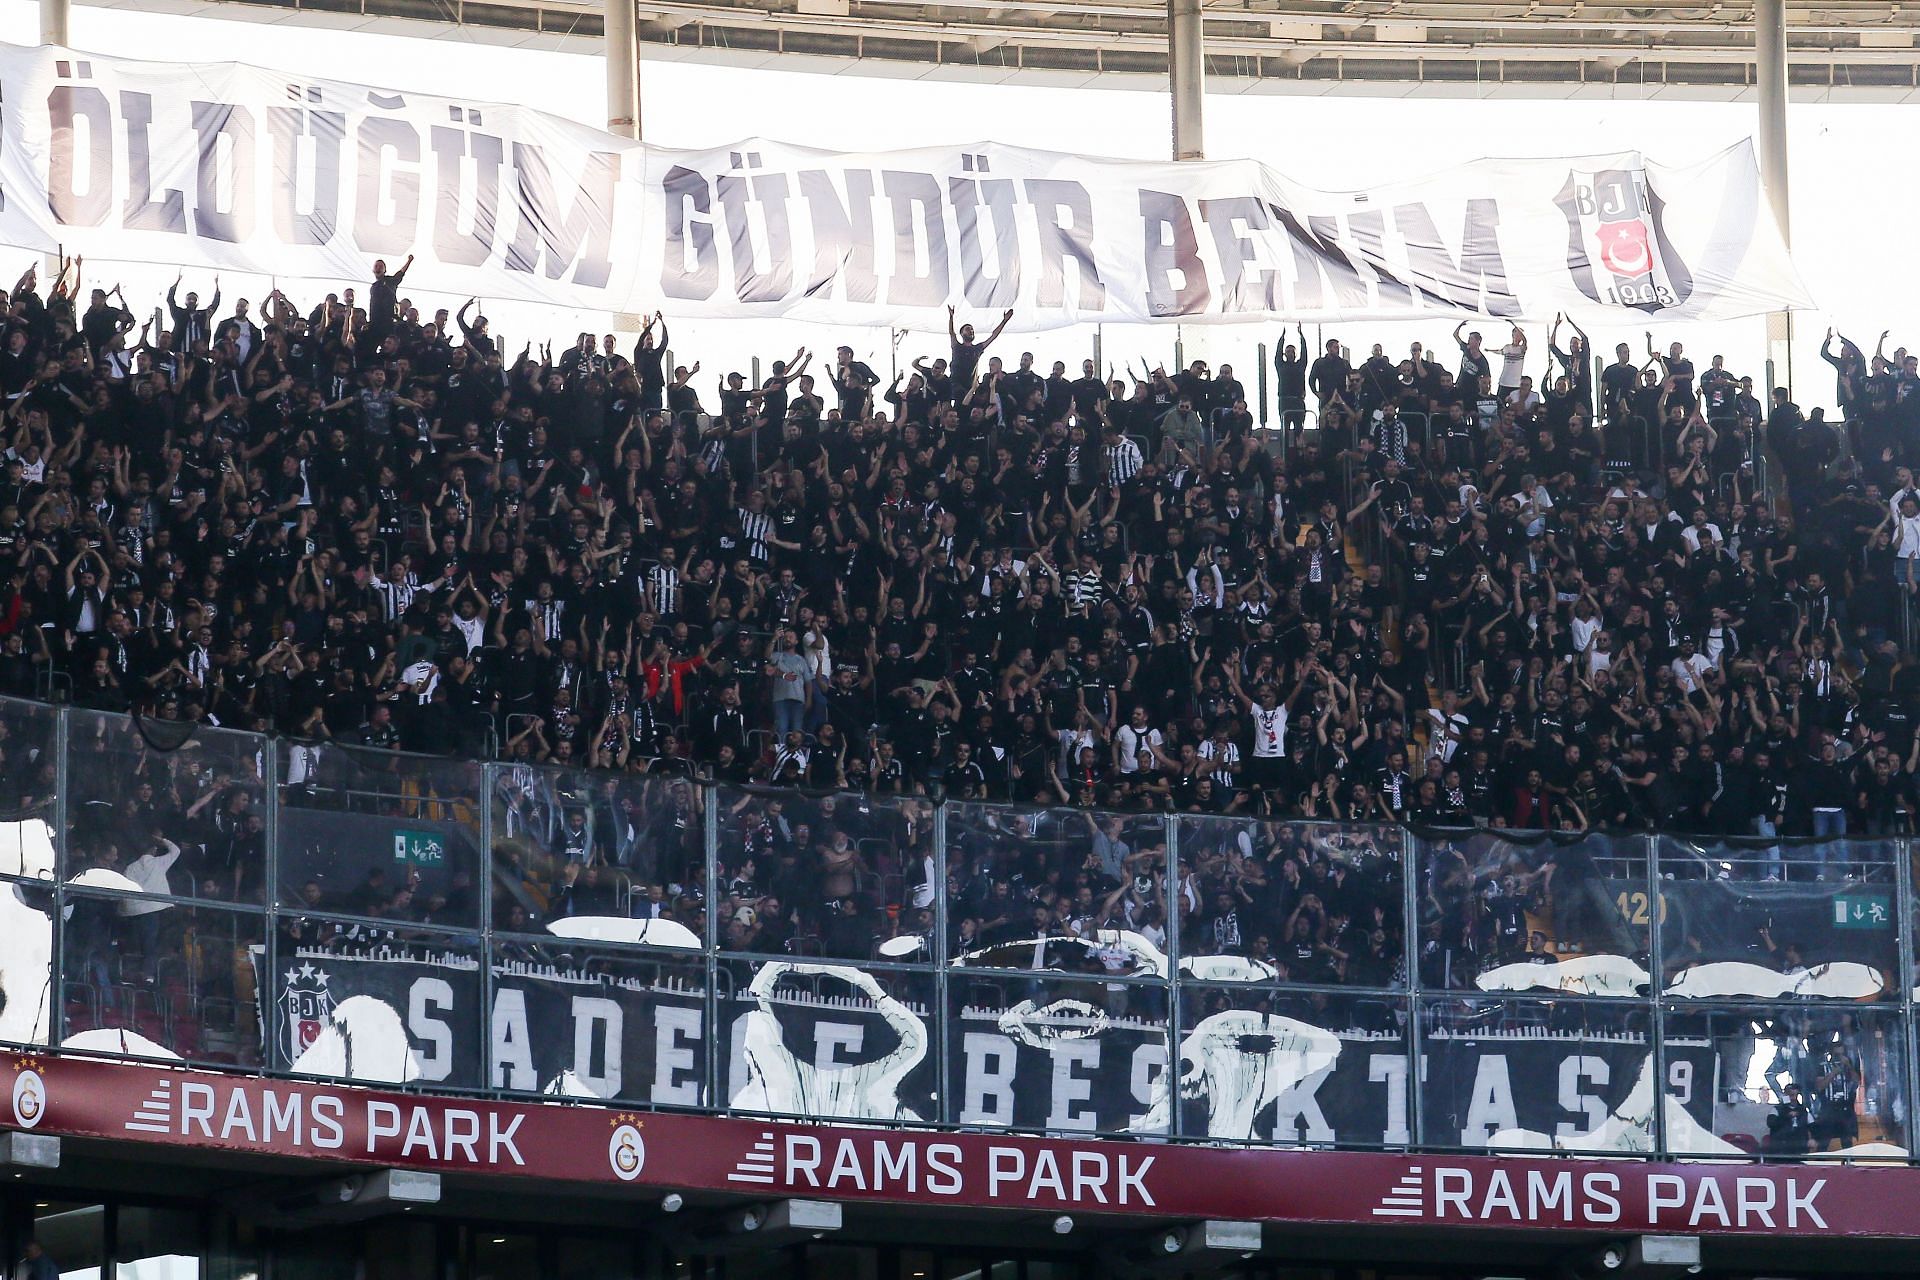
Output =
[
  {"x1": 0, "y1": 42, "x2": 1811, "y2": 327},
  {"x1": 2, "y1": 1049, "x2": 1908, "y2": 1235}
]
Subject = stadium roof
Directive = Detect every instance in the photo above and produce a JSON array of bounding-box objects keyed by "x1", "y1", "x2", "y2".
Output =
[{"x1": 109, "y1": 0, "x2": 1920, "y2": 98}]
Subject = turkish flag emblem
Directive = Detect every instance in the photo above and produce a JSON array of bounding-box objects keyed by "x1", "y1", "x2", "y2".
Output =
[{"x1": 1598, "y1": 220, "x2": 1652, "y2": 276}]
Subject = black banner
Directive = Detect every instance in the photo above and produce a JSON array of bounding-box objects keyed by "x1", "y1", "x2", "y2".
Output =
[
  {"x1": 490, "y1": 958, "x2": 707, "y2": 1106},
  {"x1": 270, "y1": 943, "x2": 484, "y2": 1088},
  {"x1": 720, "y1": 963, "x2": 939, "y2": 1124},
  {"x1": 948, "y1": 991, "x2": 1168, "y2": 1134}
]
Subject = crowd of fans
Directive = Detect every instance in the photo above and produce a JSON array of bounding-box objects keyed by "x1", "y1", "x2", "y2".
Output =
[{"x1": 1, "y1": 248, "x2": 1917, "y2": 954}]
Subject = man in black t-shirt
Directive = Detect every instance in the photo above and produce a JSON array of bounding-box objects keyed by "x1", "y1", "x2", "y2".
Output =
[
  {"x1": 1600, "y1": 341, "x2": 1640, "y2": 422},
  {"x1": 1453, "y1": 323, "x2": 1492, "y2": 390},
  {"x1": 947, "y1": 306, "x2": 1013, "y2": 401},
  {"x1": 831, "y1": 346, "x2": 880, "y2": 420},
  {"x1": 366, "y1": 254, "x2": 413, "y2": 349},
  {"x1": 1275, "y1": 324, "x2": 1308, "y2": 430},
  {"x1": 1308, "y1": 339, "x2": 1351, "y2": 413}
]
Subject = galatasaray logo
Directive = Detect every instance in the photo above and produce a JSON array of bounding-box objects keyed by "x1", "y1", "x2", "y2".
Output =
[
  {"x1": 11, "y1": 1067, "x2": 46, "y2": 1129},
  {"x1": 608, "y1": 1119, "x2": 646, "y2": 1182},
  {"x1": 1554, "y1": 167, "x2": 1695, "y2": 313}
]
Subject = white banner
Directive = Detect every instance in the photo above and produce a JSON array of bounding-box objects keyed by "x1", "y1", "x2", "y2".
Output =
[{"x1": 0, "y1": 41, "x2": 1812, "y2": 329}]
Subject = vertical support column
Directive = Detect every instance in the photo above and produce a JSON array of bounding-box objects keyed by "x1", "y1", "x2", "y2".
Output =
[
  {"x1": 1163, "y1": 816, "x2": 1183, "y2": 1138},
  {"x1": 1256, "y1": 342, "x2": 1269, "y2": 428},
  {"x1": 1897, "y1": 834, "x2": 1916, "y2": 1168},
  {"x1": 1755, "y1": 0, "x2": 1790, "y2": 249},
  {"x1": 40, "y1": 0, "x2": 68, "y2": 47},
  {"x1": 932, "y1": 803, "x2": 952, "y2": 1126},
  {"x1": 1647, "y1": 833, "x2": 1669, "y2": 1157},
  {"x1": 48, "y1": 705, "x2": 69, "y2": 1047},
  {"x1": 1401, "y1": 827, "x2": 1424, "y2": 1149},
  {"x1": 605, "y1": 0, "x2": 640, "y2": 139},
  {"x1": 263, "y1": 740, "x2": 283, "y2": 1076},
  {"x1": 702, "y1": 781, "x2": 722, "y2": 1111},
  {"x1": 39, "y1": 0, "x2": 70, "y2": 286},
  {"x1": 1168, "y1": 0, "x2": 1205, "y2": 161},
  {"x1": 477, "y1": 760, "x2": 496, "y2": 1094},
  {"x1": 603, "y1": 1, "x2": 647, "y2": 331},
  {"x1": 1756, "y1": 0, "x2": 1793, "y2": 392}
]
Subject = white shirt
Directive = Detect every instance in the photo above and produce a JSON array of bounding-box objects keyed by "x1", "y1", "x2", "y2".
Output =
[
  {"x1": 1250, "y1": 703, "x2": 1288, "y2": 758},
  {"x1": 453, "y1": 613, "x2": 486, "y2": 653},
  {"x1": 1497, "y1": 340, "x2": 1528, "y2": 389},
  {"x1": 401, "y1": 658, "x2": 440, "y2": 703},
  {"x1": 120, "y1": 839, "x2": 183, "y2": 915},
  {"x1": 1670, "y1": 652, "x2": 1712, "y2": 694},
  {"x1": 1680, "y1": 522, "x2": 1724, "y2": 553},
  {"x1": 1570, "y1": 614, "x2": 1601, "y2": 653},
  {"x1": 1115, "y1": 724, "x2": 1163, "y2": 774},
  {"x1": 1896, "y1": 512, "x2": 1920, "y2": 559},
  {"x1": 1506, "y1": 386, "x2": 1542, "y2": 414},
  {"x1": 1058, "y1": 727, "x2": 1098, "y2": 772},
  {"x1": 1521, "y1": 485, "x2": 1553, "y2": 537},
  {"x1": 803, "y1": 631, "x2": 832, "y2": 679},
  {"x1": 1426, "y1": 709, "x2": 1468, "y2": 762}
]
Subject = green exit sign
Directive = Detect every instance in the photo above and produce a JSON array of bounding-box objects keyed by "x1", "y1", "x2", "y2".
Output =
[
  {"x1": 393, "y1": 829, "x2": 446, "y2": 867},
  {"x1": 1833, "y1": 894, "x2": 1892, "y2": 929}
]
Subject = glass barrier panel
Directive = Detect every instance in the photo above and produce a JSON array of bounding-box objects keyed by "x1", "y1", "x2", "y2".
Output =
[
  {"x1": 1417, "y1": 995, "x2": 1654, "y2": 1153},
  {"x1": 948, "y1": 971, "x2": 1167, "y2": 1135},
  {"x1": 116, "y1": 1205, "x2": 204, "y2": 1280},
  {"x1": 718, "y1": 957, "x2": 937, "y2": 1124},
  {"x1": 278, "y1": 742, "x2": 484, "y2": 929},
  {"x1": 0, "y1": 874, "x2": 55, "y2": 1047},
  {"x1": 489, "y1": 933, "x2": 709, "y2": 1107},
  {"x1": 1658, "y1": 836, "x2": 1899, "y2": 1001},
  {"x1": 30, "y1": 1202, "x2": 105, "y2": 1280},
  {"x1": 1175, "y1": 984, "x2": 1409, "y2": 1146},
  {"x1": 1661, "y1": 1003, "x2": 1909, "y2": 1158},
  {"x1": 715, "y1": 788, "x2": 937, "y2": 962},
  {"x1": 0, "y1": 695, "x2": 56, "y2": 822},
  {"x1": 269, "y1": 923, "x2": 482, "y2": 1088},
  {"x1": 491, "y1": 763, "x2": 707, "y2": 944},
  {"x1": 1416, "y1": 830, "x2": 1650, "y2": 995},
  {"x1": 58, "y1": 893, "x2": 264, "y2": 1068},
  {"x1": 65, "y1": 709, "x2": 269, "y2": 904},
  {"x1": 946, "y1": 802, "x2": 1170, "y2": 966},
  {"x1": 1178, "y1": 817, "x2": 1404, "y2": 986}
]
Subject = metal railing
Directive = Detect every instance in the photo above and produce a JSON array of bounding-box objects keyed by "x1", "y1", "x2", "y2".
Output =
[{"x1": 5, "y1": 694, "x2": 1919, "y2": 1159}]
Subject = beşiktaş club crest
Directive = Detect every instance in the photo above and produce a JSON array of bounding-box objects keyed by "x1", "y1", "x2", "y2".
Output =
[
  {"x1": 281, "y1": 962, "x2": 337, "y2": 1062},
  {"x1": 1555, "y1": 167, "x2": 1695, "y2": 313}
]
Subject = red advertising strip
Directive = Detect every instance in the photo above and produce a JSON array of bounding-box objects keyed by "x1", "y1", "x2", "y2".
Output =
[{"x1": 2, "y1": 1051, "x2": 1910, "y2": 1237}]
